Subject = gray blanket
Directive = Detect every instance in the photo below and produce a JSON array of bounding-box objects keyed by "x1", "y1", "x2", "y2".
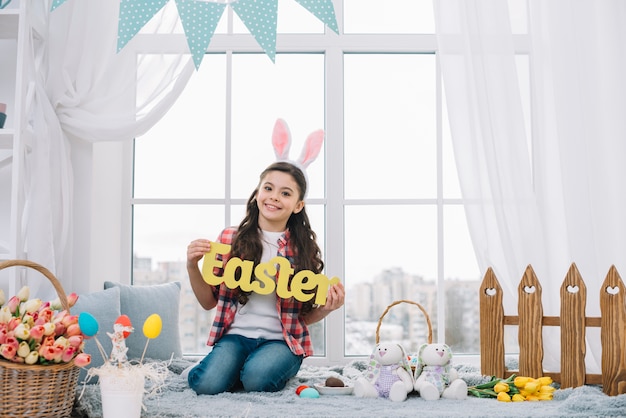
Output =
[{"x1": 72, "y1": 359, "x2": 626, "y2": 418}]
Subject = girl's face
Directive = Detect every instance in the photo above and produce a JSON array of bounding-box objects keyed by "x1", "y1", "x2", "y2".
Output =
[{"x1": 256, "y1": 170, "x2": 304, "y2": 232}]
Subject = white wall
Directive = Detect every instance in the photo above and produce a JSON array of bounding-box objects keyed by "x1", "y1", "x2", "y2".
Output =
[{"x1": 71, "y1": 139, "x2": 133, "y2": 293}]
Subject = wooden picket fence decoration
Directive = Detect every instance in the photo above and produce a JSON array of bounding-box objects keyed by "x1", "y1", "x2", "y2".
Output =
[{"x1": 480, "y1": 263, "x2": 626, "y2": 396}]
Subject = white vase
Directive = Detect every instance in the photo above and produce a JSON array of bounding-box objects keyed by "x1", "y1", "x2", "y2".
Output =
[{"x1": 99, "y1": 369, "x2": 145, "y2": 418}]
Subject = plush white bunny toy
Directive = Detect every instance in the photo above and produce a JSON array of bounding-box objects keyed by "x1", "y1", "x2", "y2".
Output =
[
  {"x1": 413, "y1": 343, "x2": 468, "y2": 401},
  {"x1": 353, "y1": 342, "x2": 414, "y2": 402}
]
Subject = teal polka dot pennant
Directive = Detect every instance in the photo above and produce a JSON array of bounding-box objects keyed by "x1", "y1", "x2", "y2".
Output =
[
  {"x1": 50, "y1": 0, "x2": 68, "y2": 12},
  {"x1": 51, "y1": 0, "x2": 339, "y2": 67},
  {"x1": 117, "y1": 0, "x2": 170, "y2": 52},
  {"x1": 175, "y1": 0, "x2": 227, "y2": 70},
  {"x1": 231, "y1": 0, "x2": 278, "y2": 62},
  {"x1": 294, "y1": 0, "x2": 339, "y2": 34}
]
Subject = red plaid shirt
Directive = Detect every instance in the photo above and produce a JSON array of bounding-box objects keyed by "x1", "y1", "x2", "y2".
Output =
[{"x1": 206, "y1": 226, "x2": 313, "y2": 357}]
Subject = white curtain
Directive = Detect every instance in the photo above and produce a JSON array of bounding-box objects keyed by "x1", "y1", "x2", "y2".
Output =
[
  {"x1": 22, "y1": 1, "x2": 194, "y2": 298},
  {"x1": 435, "y1": 0, "x2": 626, "y2": 373}
]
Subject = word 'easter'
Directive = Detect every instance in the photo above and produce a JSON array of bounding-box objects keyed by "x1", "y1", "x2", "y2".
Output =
[{"x1": 201, "y1": 242, "x2": 340, "y2": 304}]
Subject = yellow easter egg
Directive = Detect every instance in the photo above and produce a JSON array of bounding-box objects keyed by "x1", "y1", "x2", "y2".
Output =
[{"x1": 143, "y1": 313, "x2": 162, "y2": 339}]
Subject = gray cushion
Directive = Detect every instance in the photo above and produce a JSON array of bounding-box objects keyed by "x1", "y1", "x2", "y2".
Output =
[
  {"x1": 104, "y1": 281, "x2": 182, "y2": 361},
  {"x1": 71, "y1": 286, "x2": 121, "y2": 384}
]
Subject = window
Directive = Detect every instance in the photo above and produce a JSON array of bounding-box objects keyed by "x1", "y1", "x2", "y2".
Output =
[{"x1": 132, "y1": 1, "x2": 482, "y2": 365}]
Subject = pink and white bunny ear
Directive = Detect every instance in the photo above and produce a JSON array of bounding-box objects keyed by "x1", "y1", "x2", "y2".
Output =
[
  {"x1": 272, "y1": 118, "x2": 292, "y2": 160},
  {"x1": 270, "y1": 118, "x2": 324, "y2": 196},
  {"x1": 297, "y1": 129, "x2": 324, "y2": 169}
]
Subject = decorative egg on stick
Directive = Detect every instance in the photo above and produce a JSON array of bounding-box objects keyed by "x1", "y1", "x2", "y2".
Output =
[
  {"x1": 78, "y1": 312, "x2": 109, "y2": 363},
  {"x1": 140, "y1": 313, "x2": 162, "y2": 364}
]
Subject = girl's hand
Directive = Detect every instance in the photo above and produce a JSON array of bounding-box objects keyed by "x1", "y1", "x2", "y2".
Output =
[
  {"x1": 320, "y1": 281, "x2": 345, "y2": 313},
  {"x1": 187, "y1": 239, "x2": 212, "y2": 269},
  {"x1": 187, "y1": 239, "x2": 218, "y2": 310},
  {"x1": 304, "y1": 282, "x2": 345, "y2": 325}
]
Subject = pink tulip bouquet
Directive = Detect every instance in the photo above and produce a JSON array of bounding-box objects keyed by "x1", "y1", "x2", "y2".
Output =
[{"x1": 0, "y1": 286, "x2": 91, "y2": 367}]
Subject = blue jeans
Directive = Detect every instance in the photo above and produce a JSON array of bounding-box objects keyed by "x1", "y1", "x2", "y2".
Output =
[{"x1": 187, "y1": 334, "x2": 303, "y2": 395}]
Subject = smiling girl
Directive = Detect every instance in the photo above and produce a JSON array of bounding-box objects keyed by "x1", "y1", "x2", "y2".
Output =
[{"x1": 185, "y1": 121, "x2": 345, "y2": 395}]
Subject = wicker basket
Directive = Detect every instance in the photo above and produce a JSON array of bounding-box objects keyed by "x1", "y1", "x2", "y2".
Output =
[
  {"x1": 0, "y1": 259, "x2": 80, "y2": 418},
  {"x1": 375, "y1": 299, "x2": 433, "y2": 345}
]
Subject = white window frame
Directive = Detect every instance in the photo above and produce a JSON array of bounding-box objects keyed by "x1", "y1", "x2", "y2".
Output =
[{"x1": 125, "y1": 7, "x2": 466, "y2": 367}]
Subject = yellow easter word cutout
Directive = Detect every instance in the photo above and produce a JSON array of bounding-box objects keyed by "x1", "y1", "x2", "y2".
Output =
[{"x1": 201, "y1": 242, "x2": 341, "y2": 304}]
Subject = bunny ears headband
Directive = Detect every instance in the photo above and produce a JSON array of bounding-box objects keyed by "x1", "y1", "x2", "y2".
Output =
[{"x1": 271, "y1": 118, "x2": 324, "y2": 191}]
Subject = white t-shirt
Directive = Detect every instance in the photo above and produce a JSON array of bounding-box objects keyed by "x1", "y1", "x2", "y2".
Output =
[{"x1": 227, "y1": 230, "x2": 284, "y2": 340}]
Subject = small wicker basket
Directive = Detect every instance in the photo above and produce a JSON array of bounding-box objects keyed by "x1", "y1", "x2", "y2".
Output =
[
  {"x1": 375, "y1": 299, "x2": 433, "y2": 345},
  {"x1": 0, "y1": 259, "x2": 80, "y2": 418}
]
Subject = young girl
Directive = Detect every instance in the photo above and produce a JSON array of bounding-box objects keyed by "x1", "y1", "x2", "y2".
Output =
[{"x1": 186, "y1": 140, "x2": 345, "y2": 394}]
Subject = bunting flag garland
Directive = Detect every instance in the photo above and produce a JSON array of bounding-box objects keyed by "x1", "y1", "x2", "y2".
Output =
[
  {"x1": 117, "y1": 0, "x2": 170, "y2": 52},
  {"x1": 50, "y1": 0, "x2": 68, "y2": 11},
  {"x1": 51, "y1": 0, "x2": 339, "y2": 69},
  {"x1": 175, "y1": 0, "x2": 227, "y2": 69},
  {"x1": 231, "y1": 0, "x2": 278, "y2": 62},
  {"x1": 294, "y1": 0, "x2": 339, "y2": 34}
]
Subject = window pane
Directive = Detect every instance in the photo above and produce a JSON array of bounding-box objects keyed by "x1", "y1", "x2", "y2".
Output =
[
  {"x1": 443, "y1": 205, "x2": 480, "y2": 280},
  {"x1": 443, "y1": 205, "x2": 481, "y2": 354},
  {"x1": 344, "y1": 205, "x2": 438, "y2": 355},
  {"x1": 133, "y1": 205, "x2": 224, "y2": 267},
  {"x1": 133, "y1": 205, "x2": 225, "y2": 354},
  {"x1": 345, "y1": 54, "x2": 436, "y2": 199},
  {"x1": 231, "y1": 54, "x2": 324, "y2": 199},
  {"x1": 344, "y1": 0, "x2": 435, "y2": 34},
  {"x1": 134, "y1": 55, "x2": 226, "y2": 199}
]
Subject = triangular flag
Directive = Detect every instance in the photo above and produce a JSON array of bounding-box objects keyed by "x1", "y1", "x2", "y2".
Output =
[
  {"x1": 231, "y1": 0, "x2": 278, "y2": 62},
  {"x1": 117, "y1": 0, "x2": 170, "y2": 52},
  {"x1": 175, "y1": 0, "x2": 227, "y2": 69},
  {"x1": 293, "y1": 0, "x2": 339, "y2": 34},
  {"x1": 50, "y1": 0, "x2": 69, "y2": 11}
]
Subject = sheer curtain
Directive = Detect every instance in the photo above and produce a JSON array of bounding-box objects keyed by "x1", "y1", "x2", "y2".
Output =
[
  {"x1": 435, "y1": 0, "x2": 626, "y2": 373},
  {"x1": 22, "y1": 1, "x2": 194, "y2": 297}
]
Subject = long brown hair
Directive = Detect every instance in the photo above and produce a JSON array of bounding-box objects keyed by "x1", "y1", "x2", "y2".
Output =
[{"x1": 231, "y1": 162, "x2": 323, "y2": 312}]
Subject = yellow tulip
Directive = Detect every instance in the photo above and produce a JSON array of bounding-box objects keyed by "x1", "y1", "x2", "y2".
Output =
[
  {"x1": 539, "y1": 385, "x2": 555, "y2": 394},
  {"x1": 524, "y1": 381, "x2": 539, "y2": 394},
  {"x1": 514, "y1": 376, "x2": 532, "y2": 388},
  {"x1": 512, "y1": 394, "x2": 526, "y2": 402},
  {"x1": 538, "y1": 393, "x2": 553, "y2": 401},
  {"x1": 537, "y1": 376, "x2": 553, "y2": 386},
  {"x1": 494, "y1": 382, "x2": 510, "y2": 393},
  {"x1": 497, "y1": 392, "x2": 511, "y2": 402},
  {"x1": 525, "y1": 395, "x2": 540, "y2": 401}
]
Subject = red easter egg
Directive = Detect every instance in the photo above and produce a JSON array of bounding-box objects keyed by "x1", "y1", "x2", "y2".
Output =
[
  {"x1": 295, "y1": 385, "x2": 309, "y2": 395},
  {"x1": 115, "y1": 314, "x2": 132, "y2": 338}
]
